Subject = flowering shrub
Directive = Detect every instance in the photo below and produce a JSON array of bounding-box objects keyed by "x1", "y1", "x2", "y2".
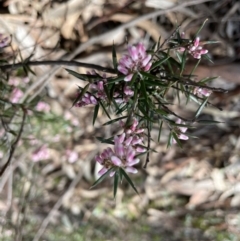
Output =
[
  {"x1": 67, "y1": 26, "x2": 226, "y2": 197},
  {"x1": 0, "y1": 26, "x2": 226, "y2": 198}
]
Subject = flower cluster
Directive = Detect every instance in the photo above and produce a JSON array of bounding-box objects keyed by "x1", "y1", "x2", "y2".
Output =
[
  {"x1": 178, "y1": 37, "x2": 208, "y2": 59},
  {"x1": 118, "y1": 43, "x2": 152, "y2": 82},
  {"x1": 119, "y1": 118, "x2": 146, "y2": 152},
  {"x1": 96, "y1": 118, "x2": 146, "y2": 177},
  {"x1": 172, "y1": 119, "x2": 189, "y2": 144},
  {"x1": 74, "y1": 73, "x2": 134, "y2": 107},
  {"x1": 95, "y1": 135, "x2": 140, "y2": 176}
]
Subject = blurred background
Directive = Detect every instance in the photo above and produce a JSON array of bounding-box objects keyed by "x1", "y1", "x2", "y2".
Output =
[{"x1": 0, "y1": 0, "x2": 240, "y2": 240}]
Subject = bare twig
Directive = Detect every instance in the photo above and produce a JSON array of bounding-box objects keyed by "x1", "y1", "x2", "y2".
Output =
[
  {"x1": 143, "y1": 120, "x2": 151, "y2": 168},
  {"x1": 0, "y1": 60, "x2": 116, "y2": 74},
  {"x1": 0, "y1": 107, "x2": 27, "y2": 177}
]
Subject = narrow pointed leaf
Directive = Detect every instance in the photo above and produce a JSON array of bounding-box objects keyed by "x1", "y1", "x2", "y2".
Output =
[
  {"x1": 150, "y1": 56, "x2": 170, "y2": 71},
  {"x1": 91, "y1": 167, "x2": 114, "y2": 189},
  {"x1": 66, "y1": 69, "x2": 90, "y2": 81},
  {"x1": 195, "y1": 97, "x2": 208, "y2": 118},
  {"x1": 112, "y1": 43, "x2": 118, "y2": 71},
  {"x1": 96, "y1": 136, "x2": 114, "y2": 144},
  {"x1": 113, "y1": 171, "x2": 119, "y2": 198},
  {"x1": 103, "y1": 116, "x2": 127, "y2": 126},
  {"x1": 93, "y1": 104, "x2": 99, "y2": 125},
  {"x1": 107, "y1": 75, "x2": 125, "y2": 84},
  {"x1": 71, "y1": 83, "x2": 90, "y2": 107},
  {"x1": 194, "y1": 19, "x2": 208, "y2": 38},
  {"x1": 172, "y1": 132, "x2": 182, "y2": 148},
  {"x1": 120, "y1": 168, "x2": 139, "y2": 195},
  {"x1": 99, "y1": 101, "x2": 111, "y2": 119},
  {"x1": 158, "y1": 120, "x2": 163, "y2": 142}
]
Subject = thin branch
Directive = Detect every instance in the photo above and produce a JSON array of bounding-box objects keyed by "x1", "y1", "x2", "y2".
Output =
[
  {"x1": 143, "y1": 120, "x2": 151, "y2": 168},
  {"x1": 0, "y1": 107, "x2": 27, "y2": 176},
  {"x1": 0, "y1": 60, "x2": 116, "y2": 74}
]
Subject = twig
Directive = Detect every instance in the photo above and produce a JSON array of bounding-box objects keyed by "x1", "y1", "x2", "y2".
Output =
[
  {"x1": 0, "y1": 107, "x2": 27, "y2": 177},
  {"x1": 0, "y1": 60, "x2": 116, "y2": 74},
  {"x1": 143, "y1": 120, "x2": 151, "y2": 168},
  {"x1": 158, "y1": 25, "x2": 181, "y2": 50}
]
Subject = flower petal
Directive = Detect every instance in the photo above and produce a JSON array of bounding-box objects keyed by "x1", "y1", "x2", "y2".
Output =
[
  {"x1": 125, "y1": 166, "x2": 138, "y2": 174},
  {"x1": 127, "y1": 158, "x2": 140, "y2": 166},
  {"x1": 98, "y1": 167, "x2": 108, "y2": 176},
  {"x1": 111, "y1": 156, "x2": 122, "y2": 166},
  {"x1": 124, "y1": 74, "x2": 133, "y2": 82}
]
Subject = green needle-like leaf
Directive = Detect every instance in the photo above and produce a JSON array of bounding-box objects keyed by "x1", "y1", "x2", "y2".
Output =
[
  {"x1": 66, "y1": 69, "x2": 90, "y2": 81},
  {"x1": 71, "y1": 83, "x2": 90, "y2": 108},
  {"x1": 91, "y1": 167, "x2": 114, "y2": 189},
  {"x1": 93, "y1": 104, "x2": 99, "y2": 125},
  {"x1": 158, "y1": 120, "x2": 163, "y2": 142},
  {"x1": 107, "y1": 75, "x2": 125, "y2": 84},
  {"x1": 99, "y1": 101, "x2": 111, "y2": 119},
  {"x1": 194, "y1": 19, "x2": 208, "y2": 38},
  {"x1": 150, "y1": 56, "x2": 170, "y2": 71},
  {"x1": 120, "y1": 168, "x2": 139, "y2": 195},
  {"x1": 172, "y1": 132, "x2": 182, "y2": 148},
  {"x1": 199, "y1": 76, "x2": 218, "y2": 84},
  {"x1": 113, "y1": 171, "x2": 119, "y2": 198},
  {"x1": 195, "y1": 97, "x2": 208, "y2": 118},
  {"x1": 103, "y1": 116, "x2": 127, "y2": 126},
  {"x1": 96, "y1": 136, "x2": 114, "y2": 144},
  {"x1": 112, "y1": 43, "x2": 118, "y2": 71},
  {"x1": 197, "y1": 120, "x2": 223, "y2": 125}
]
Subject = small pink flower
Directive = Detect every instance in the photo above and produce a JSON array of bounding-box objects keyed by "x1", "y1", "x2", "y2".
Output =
[
  {"x1": 194, "y1": 87, "x2": 212, "y2": 97},
  {"x1": 66, "y1": 150, "x2": 78, "y2": 163},
  {"x1": 32, "y1": 145, "x2": 49, "y2": 162},
  {"x1": 113, "y1": 85, "x2": 134, "y2": 103},
  {"x1": 118, "y1": 43, "x2": 152, "y2": 82},
  {"x1": 74, "y1": 92, "x2": 98, "y2": 107},
  {"x1": 172, "y1": 119, "x2": 189, "y2": 144},
  {"x1": 36, "y1": 101, "x2": 50, "y2": 112},
  {"x1": 10, "y1": 88, "x2": 23, "y2": 103},
  {"x1": 178, "y1": 37, "x2": 208, "y2": 59}
]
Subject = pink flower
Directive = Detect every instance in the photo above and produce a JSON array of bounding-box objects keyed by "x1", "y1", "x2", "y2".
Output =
[
  {"x1": 10, "y1": 88, "x2": 23, "y2": 103},
  {"x1": 66, "y1": 150, "x2": 78, "y2": 163},
  {"x1": 178, "y1": 37, "x2": 208, "y2": 59},
  {"x1": 194, "y1": 87, "x2": 212, "y2": 97},
  {"x1": 74, "y1": 92, "x2": 98, "y2": 107},
  {"x1": 32, "y1": 145, "x2": 49, "y2": 162},
  {"x1": 113, "y1": 85, "x2": 134, "y2": 103},
  {"x1": 36, "y1": 101, "x2": 50, "y2": 112},
  {"x1": 75, "y1": 72, "x2": 108, "y2": 107},
  {"x1": 118, "y1": 43, "x2": 152, "y2": 82},
  {"x1": 95, "y1": 135, "x2": 140, "y2": 177},
  {"x1": 119, "y1": 118, "x2": 146, "y2": 153},
  {"x1": 172, "y1": 119, "x2": 189, "y2": 144}
]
